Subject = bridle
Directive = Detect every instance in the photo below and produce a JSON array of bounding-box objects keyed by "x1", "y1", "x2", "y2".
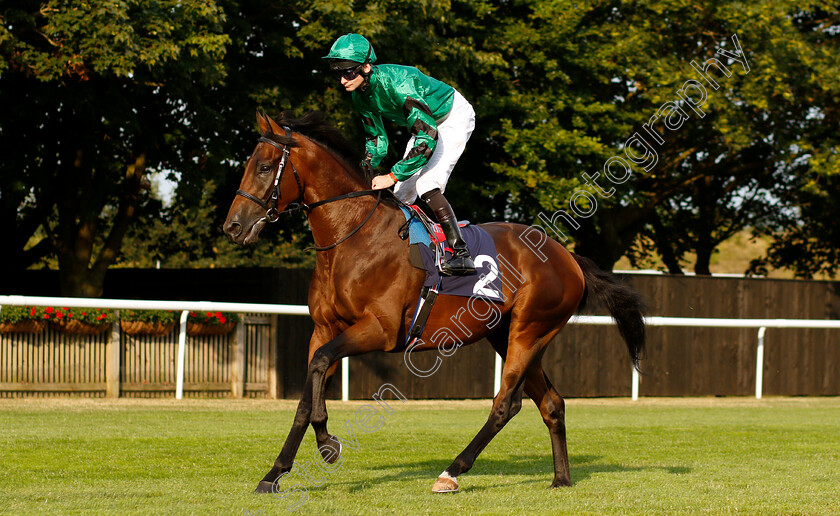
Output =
[
  {"x1": 235, "y1": 128, "x2": 303, "y2": 223},
  {"x1": 234, "y1": 127, "x2": 382, "y2": 251}
]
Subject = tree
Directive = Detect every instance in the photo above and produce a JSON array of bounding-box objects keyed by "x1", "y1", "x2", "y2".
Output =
[
  {"x1": 138, "y1": 0, "x2": 513, "y2": 265},
  {"x1": 465, "y1": 0, "x2": 840, "y2": 273},
  {"x1": 636, "y1": 2, "x2": 840, "y2": 275},
  {"x1": 5, "y1": 0, "x2": 839, "y2": 285},
  {"x1": 745, "y1": 8, "x2": 840, "y2": 278},
  {"x1": 0, "y1": 0, "x2": 229, "y2": 296},
  {"x1": 117, "y1": 182, "x2": 315, "y2": 269}
]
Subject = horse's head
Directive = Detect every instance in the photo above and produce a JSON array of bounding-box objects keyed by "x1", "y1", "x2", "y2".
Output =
[{"x1": 223, "y1": 111, "x2": 304, "y2": 245}]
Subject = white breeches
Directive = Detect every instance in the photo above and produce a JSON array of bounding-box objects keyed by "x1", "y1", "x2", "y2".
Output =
[{"x1": 393, "y1": 90, "x2": 476, "y2": 203}]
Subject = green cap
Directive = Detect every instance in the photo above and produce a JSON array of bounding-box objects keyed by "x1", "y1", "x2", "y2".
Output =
[{"x1": 322, "y1": 34, "x2": 377, "y2": 70}]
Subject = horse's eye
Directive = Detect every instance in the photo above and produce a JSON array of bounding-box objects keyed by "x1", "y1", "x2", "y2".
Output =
[{"x1": 258, "y1": 164, "x2": 273, "y2": 174}]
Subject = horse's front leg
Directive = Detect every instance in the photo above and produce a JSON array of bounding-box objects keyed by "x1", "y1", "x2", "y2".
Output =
[
  {"x1": 310, "y1": 329, "x2": 346, "y2": 467},
  {"x1": 311, "y1": 360, "x2": 341, "y2": 462},
  {"x1": 255, "y1": 314, "x2": 386, "y2": 493}
]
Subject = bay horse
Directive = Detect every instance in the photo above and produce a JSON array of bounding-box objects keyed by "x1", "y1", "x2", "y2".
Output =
[{"x1": 223, "y1": 110, "x2": 645, "y2": 494}]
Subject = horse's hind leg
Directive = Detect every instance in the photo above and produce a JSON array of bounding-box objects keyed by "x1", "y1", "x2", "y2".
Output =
[
  {"x1": 523, "y1": 363, "x2": 571, "y2": 487},
  {"x1": 431, "y1": 331, "x2": 548, "y2": 493},
  {"x1": 490, "y1": 324, "x2": 571, "y2": 487}
]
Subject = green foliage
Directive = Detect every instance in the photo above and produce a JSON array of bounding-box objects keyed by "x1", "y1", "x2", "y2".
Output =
[
  {"x1": 626, "y1": 1, "x2": 840, "y2": 275},
  {"x1": 750, "y1": 175, "x2": 840, "y2": 279},
  {"x1": 1, "y1": 0, "x2": 228, "y2": 80},
  {"x1": 187, "y1": 310, "x2": 238, "y2": 325},
  {"x1": 478, "y1": 0, "x2": 840, "y2": 272},
  {"x1": 120, "y1": 309, "x2": 177, "y2": 324},
  {"x1": 0, "y1": 305, "x2": 51, "y2": 323},
  {"x1": 3, "y1": 0, "x2": 840, "y2": 282},
  {"x1": 48, "y1": 306, "x2": 114, "y2": 324},
  {"x1": 0, "y1": 0, "x2": 231, "y2": 295},
  {"x1": 116, "y1": 182, "x2": 315, "y2": 269},
  {"x1": 0, "y1": 305, "x2": 113, "y2": 324}
]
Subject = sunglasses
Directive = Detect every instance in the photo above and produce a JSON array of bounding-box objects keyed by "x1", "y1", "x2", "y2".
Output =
[
  {"x1": 336, "y1": 44, "x2": 372, "y2": 81},
  {"x1": 338, "y1": 64, "x2": 365, "y2": 81}
]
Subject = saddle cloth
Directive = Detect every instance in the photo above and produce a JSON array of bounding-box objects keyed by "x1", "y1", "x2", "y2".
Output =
[{"x1": 398, "y1": 206, "x2": 504, "y2": 302}]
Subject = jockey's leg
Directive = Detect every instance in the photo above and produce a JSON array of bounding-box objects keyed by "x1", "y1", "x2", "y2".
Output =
[{"x1": 421, "y1": 188, "x2": 476, "y2": 276}]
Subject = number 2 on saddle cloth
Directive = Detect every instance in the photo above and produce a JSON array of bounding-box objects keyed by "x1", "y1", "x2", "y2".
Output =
[{"x1": 396, "y1": 205, "x2": 504, "y2": 352}]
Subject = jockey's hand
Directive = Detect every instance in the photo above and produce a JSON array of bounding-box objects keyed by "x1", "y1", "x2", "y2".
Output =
[{"x1": 371, "y1": 173, "x2": 396, "y2": 190}]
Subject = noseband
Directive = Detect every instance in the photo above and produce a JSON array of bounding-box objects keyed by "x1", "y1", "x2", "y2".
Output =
[{"x1": 234, "y1": 126, "x2": 382, "y2": 251}]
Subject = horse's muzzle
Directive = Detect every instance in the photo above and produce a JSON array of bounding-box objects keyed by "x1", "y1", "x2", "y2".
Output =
[
  {"x1": 224, "y1": 215, "x2": 266, "y2": 245},
  {"x1": 223, "y1": 219, "x2": 242, "y2": 240}
]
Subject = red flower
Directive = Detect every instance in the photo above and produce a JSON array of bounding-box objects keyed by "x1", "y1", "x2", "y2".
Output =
[
  {"x1": 56, "y1": 313, "x2": 63, "y2": 320},
  {"x1": 30, "y1": 308, "x2": 36, "y2": 316},
  {"x1": 206, "y1": 311, "x2": 213, "y2": 318},
  {"x1": 43, "y1": 314, "x2": 50, "y2": 319},
  {"x1": 219, "y1": 316, "x2": 227, "y2": 324},
  {"x1": 46, "y1": 307, "x2": 54, "y2": 313}
]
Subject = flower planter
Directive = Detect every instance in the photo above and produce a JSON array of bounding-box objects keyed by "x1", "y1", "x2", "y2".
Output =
[
  {"x1": 0, "y1": 320, "x2": 47, "y2": 334},
  {"x1": 186, "y1": 321, "x2": 236, "y2": 336},
  {"x1": 50, "y1": 319, "x2": 111, "y2": 335},
  {"x1": 120, "y1": 320, "x2": 176, "y2": 337}
]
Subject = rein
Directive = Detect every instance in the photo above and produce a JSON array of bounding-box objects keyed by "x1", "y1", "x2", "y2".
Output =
[
  {"x1": 234, "y1": 128, "x2": 382, "y2": 252},
  {"x1": 306, "y1": 191, "x2": 382, "y2": 252}
]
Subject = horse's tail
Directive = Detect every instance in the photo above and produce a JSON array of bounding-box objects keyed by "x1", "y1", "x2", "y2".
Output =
[{"x1": 572, "y1": 254, "x2": 646, "y2": 372}]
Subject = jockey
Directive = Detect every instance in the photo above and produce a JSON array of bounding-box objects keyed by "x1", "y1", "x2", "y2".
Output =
[{"x1": 323, "y1": 33, "x2": 476, "y2": 276}]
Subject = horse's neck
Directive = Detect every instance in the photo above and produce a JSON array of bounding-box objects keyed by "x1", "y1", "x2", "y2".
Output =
[{"x1": 301, "y1": 153, "x2": 390, "y2": 251}]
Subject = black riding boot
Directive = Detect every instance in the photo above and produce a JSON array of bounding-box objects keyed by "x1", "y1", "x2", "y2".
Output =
[{"x1": 422, "y1": 189, "x2": 476, "y2": 276}]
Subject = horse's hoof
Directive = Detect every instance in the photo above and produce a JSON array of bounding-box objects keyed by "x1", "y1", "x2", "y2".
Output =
[
  {"x1": 320, "y1": 437, "x2": 342, "y2": 464},
  {"x1": 549, "y1": 478, "x2": 572, "y2": 488},
  {"x1": 254, "y1": 480, "x2": 275, "y2": 494},
  {"x1": 432, "y1": 475, "x2": 459, "y2": 493}
]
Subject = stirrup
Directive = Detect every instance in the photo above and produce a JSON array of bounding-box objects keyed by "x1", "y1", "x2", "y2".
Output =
[{"x1": 439, "y1": 251, "x2": 476, "y2": 277}]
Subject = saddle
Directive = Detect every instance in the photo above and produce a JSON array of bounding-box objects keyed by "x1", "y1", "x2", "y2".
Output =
[
  {"x1": 398, "y1": 205, "x2": 468, "y2": 257},
  {"x1": 395, "y1": 205, "x2": 504, "y2": 352}
]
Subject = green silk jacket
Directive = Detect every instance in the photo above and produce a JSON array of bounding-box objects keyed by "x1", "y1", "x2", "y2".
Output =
[{"x1": 351, "y1": 65, "x2": 455, "y2": 180}]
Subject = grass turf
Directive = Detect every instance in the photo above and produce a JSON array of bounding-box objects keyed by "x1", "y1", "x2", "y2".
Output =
[{"x1": 1, "y1": 397, "x2": 838, "y2": 515}]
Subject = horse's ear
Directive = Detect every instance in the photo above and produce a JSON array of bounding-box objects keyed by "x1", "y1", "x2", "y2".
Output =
[
  {"x1": 256, "y1": 109, "x2": 270, "y2": 134},
  {"x1": 256, "y1": 109, "x2": 283, "y2": 135},
  {"x1": 264, "y1": 113, "x2": 283, "y2": 135}
]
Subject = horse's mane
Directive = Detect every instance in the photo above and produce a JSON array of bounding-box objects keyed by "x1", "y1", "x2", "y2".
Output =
[{"x1": 265, "y1": 110, "x2": 374, "y2": 184}]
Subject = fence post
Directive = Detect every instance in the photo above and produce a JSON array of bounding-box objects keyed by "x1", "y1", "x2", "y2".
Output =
[
  {"x1": 494, "y1": 353, "x2": 502, "y2": 397},
  {"x1": 105, "y1": 314, "x2": 121, "y2": 398},
  {"x1": 341, "y1": 356, "x2": 349, "y2": 401},
  {"x1": 232, "y1": 318, "x2": 246, "y2": 398},
  {"x1": 176, "y1": 310, "x2": 188, "y2": 400},
  {"x1": 755, "y1": 326, "x2": 766, "y2": 399},
  {"x1": 268, "y1": 315, "x2": 279, "y2": 399}
]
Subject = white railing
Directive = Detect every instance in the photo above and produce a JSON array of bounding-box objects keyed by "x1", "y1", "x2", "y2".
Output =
[
  {"x1": 4, "y1": 295, "x2": 840, "y2": 400},
  {"x1": 0, "y1": 295, "x2": 309, "y2": 400}
]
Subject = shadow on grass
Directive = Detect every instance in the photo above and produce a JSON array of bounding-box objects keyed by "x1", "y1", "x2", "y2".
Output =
[
  {"x1": 570, "y1": 454, "x2": 691, "y2": 484},
  {"x1": 321, "y1": 454, "x2": 690, "y2": 493}
]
